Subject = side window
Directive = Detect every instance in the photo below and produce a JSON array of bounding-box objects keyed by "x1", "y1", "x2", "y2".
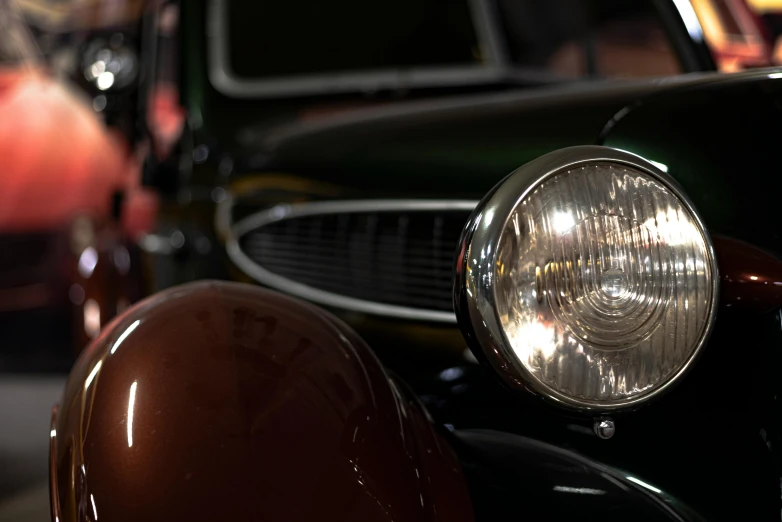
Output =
[
  {"x1": 587, "y1": 9, "x2": 681, "y2": 77},
  {"x1": 497, "y1": 0, "x2": 682, "y2": 79},
  {"x1": 691, "y1": 0, "x2": 773, "y2": 71}
]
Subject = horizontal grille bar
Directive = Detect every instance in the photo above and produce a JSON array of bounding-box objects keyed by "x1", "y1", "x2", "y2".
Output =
[{"x1": 242, "y1": 246, "x2": 455, "y2": 281}]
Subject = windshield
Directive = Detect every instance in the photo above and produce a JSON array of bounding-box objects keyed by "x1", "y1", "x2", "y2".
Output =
[
  {"x1": 210, "y1": 0, "x2": 682, "y2": 97},
  {"x1": 227, "y1": 0, "x2": 486, "y2": 77}
]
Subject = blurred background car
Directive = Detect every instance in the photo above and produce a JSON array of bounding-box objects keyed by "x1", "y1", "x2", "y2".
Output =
[
  {"x1": 0, "y1": 1, "x2": 149, "y2": 517},
  {"x1": 0, "y1": 0, "x2": 151, "y2": 374}
]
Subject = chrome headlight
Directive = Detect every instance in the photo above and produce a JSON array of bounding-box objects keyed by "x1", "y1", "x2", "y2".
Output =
[{"x1": 455, "y1": 146, "x2": 717, "y2": 412}]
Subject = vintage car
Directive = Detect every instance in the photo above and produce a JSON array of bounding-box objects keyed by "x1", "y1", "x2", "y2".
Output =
[{"x1": 50, "y1": 0, "x2": 781, "y2": 520}]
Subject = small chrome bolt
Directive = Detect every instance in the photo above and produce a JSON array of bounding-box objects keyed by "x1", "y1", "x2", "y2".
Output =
[{"x1": 594, "y1": 418, "x2": 616, "y2": 440}]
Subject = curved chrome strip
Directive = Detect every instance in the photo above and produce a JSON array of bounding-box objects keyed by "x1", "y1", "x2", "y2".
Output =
[{"x1": 223, "y1": 199, "x2": 478, "y2": 323}]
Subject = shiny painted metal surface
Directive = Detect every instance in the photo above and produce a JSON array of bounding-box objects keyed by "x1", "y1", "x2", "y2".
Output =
[
  {"x1": 598, "y1": 70, "x2": 782, "y2": 261},
  {"x1": 413, "y1": 71, "x2": 782, "y2": 521},
  {"x1": 423, "y1": 322, "x2": 782, "y2": 522},
  {"x1": 152, "y1": 7, "x2": 782, "y2": 518},
  {"x1": 50, "y1": 281, "x2": 473, "y2": 522},
  {"x1": 712, "y1": 235, "x2": 782, "y2": 311},
  {"x1": 223, "y1": 199, "x2": 477, "y2": 323},
  {"x1": 590, "y1": 72, "x2": 782, "y2": 520},
  {"x1": 453, "y1": 429, "x2": 699, "y2": 521},
  {"x1": 233, "y1": 75, "x2": 733, "y2": 197},
  {"x1": 147, "y1": 71, "x2": 782, "y2": 521},
  {"x1": 454, "y1": 145, "x2": 718, "y2": 413},
  {"x1": 143, "y1": 66, "x2": 782, "y2": 521}
]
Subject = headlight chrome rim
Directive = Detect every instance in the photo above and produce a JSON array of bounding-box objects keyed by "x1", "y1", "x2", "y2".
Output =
[{"x1": 454, "y1": 145, "x2": 718, "y2": 413}]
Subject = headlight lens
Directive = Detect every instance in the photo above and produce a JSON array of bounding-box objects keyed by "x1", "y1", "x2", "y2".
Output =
[{"x1": 456, "y1": 146, "x2": 717, "y2": 411}]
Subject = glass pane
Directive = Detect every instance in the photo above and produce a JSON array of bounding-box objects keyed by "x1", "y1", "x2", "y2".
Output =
[
  {"x1": 499, "y1": 0, "x2": 681, "y2": 78},
  {"x1": 227, "y1": 0, "x2": 483, "y2": 79}
]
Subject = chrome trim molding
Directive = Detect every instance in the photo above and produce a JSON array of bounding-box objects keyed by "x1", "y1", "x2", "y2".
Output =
[
  {"x1": 671, "y1": 0, "x2": 706, "y2": 43},
  {"x1": 454, "y1": 145, "x2": 719, "y2": 413},
  {"x1": 207, "y1": 0, "x2": 508, "y2": 98},
  {"x1": 222, "y1": 199, "x2": 478, "y2": 323}
]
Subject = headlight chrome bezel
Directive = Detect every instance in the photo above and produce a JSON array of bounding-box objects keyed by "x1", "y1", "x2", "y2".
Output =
[{"x1": 454, "y1": 145, "x2": 718, "y2": 413}]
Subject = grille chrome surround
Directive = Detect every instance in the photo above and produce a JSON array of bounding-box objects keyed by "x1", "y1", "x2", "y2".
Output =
[{"x1": 223, "y1": 200, "x2": 477, "y2": 322}]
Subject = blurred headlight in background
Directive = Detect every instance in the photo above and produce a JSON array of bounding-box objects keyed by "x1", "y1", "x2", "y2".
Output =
[
  {"x1": 455, "y1": 146, "x2": 717, "y2": 412},
  {"x1": 82, "y1": 37, "x2": 137, "y2": 91}
]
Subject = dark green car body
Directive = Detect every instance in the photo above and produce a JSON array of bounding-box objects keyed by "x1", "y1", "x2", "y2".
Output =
[{"x1": 138, "y1": 1, "x2": 782, "y2": 519}]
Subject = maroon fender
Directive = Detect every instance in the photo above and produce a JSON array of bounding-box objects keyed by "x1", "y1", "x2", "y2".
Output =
[
  {"x1": 712, "y1": 235, "x2": 782, "y2": 311},
  {"x1": 50, "y1": 281, "x2": 473, "y2": 522}
]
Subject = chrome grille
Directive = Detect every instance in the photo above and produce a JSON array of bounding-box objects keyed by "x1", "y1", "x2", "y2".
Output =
[{"x1": 226, "y1": 200, "x2": 477, "y2": 322}]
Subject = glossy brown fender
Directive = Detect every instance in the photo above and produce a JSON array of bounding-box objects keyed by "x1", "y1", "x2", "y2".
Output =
[
  {"x1": 50, "y1": 281, "x2": 473, "y2": 522},
  {"x1": 712, "y1": 235, "x2": 782, "y2": 311}
]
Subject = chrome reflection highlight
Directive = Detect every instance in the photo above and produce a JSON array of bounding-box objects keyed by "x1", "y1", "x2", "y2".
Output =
[
  {"x1": 649, "y1": 160, "x2": 668, "y2": 173},
  {"x1": 111, "y1": 320, "x2": 141, "y2": 355},
  {"x1": 552, "y1": 486, "x2": 607, "y2": 495},
  {"x1": 127, "y1": 381, "x2": 137, "y2": 448},
  {"x1": 671, "y1": 0, "x2": 705, "y2": 42},
  {"x1": 627, "y1": 476, "x2": 663, "y2": 494},
  {"x1": 457, "y1": 146, "x2": 717, "y2": 411},
  {"x1": 83, "y1": 360, "x2": 102, "y2": 391}
]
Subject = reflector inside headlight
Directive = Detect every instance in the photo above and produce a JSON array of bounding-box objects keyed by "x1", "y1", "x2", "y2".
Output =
[{"x1": 456, "y1": 146, "x2": 717, "y2": 411}]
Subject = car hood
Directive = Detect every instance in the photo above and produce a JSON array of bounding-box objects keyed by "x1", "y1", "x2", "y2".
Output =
[
  {"x1": 50, "y1": 281, "x2": 473, "y2": 522},
  {"x1": 235, "y1": 71, "x2": 763, "y2": 199}
]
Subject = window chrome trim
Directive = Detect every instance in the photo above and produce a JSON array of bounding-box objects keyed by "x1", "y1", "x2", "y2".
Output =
[
  {"x1": 207, "y1": 0, "x2": 508, "y2": 98},
  {"x1": 221, "y1": 199, "x2": 478, "y2": 322},
  {"x1": 670, "y1": 0, "x2": 705, "y2": 43},
  {"x1": 454, "y1": 145, "x2": 719, "y2": 413}
]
